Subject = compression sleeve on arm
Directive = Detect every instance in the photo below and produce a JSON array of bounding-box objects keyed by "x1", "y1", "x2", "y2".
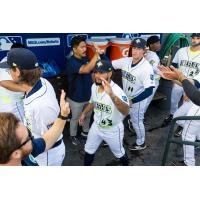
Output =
[
  {"x1": 132, "y1": 86, "x2": 154, "y2": 104},
  {"x1": 182, "y1": 79, "x2": 200, "y2": 106}
]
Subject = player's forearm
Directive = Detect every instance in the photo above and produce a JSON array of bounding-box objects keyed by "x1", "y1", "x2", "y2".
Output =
[
  {"x1": 0, "y1": 80, "x2": 25, "y2": 92},
  {"x1": 82, "y1": 103, "x2": 94, "y2": 115},
  {"x1": 132, "y1": 87, "x2": 153, "y2": 104},
  {"x1": 42, "y1": 118, "x2": 67, "y2": 151},
  {"x1": 110, "y1": 94, "x2": 129, "y2": 116}
]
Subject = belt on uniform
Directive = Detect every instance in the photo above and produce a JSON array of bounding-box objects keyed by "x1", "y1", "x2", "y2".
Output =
[{"x1": 51, "y1": 139, "x2": 63, "y2": 149}]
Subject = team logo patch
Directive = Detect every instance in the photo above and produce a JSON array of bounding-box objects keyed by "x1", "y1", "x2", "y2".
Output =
[
  {"x1": 149, "y1": 60, "x2": 155, "y2": 65},
  {"x1": 12, "y1": 62, "x2": 17, "y2": 67},
  {"x1": 97, "y1": 61, "x2": 103, "y2": 67},
  {"x1": 122, "y1": 95, "x2": 128, "y2": 102},
  {"x1": 150, "y1": 74, "x2": 154, "y2": 80},
  {"x1": 136, "y1": 39, "x2": 141, "y2": 43}
]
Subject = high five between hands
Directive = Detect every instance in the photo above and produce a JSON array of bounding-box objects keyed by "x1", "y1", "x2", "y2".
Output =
[{"x1": 158, "y1": 65, "x2": 186, "y2": 82}]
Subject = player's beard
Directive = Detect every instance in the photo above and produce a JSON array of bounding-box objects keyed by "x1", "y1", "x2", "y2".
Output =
[
  {"x1": 21, "y1": 145, "x2": 33, "y2": 159},
  {"x1": 191, "y1": 42, "x2": 200, "y2": 47},
  {"x1": 95, "y1": 82, "x2": 102, "y2": 86},
  {"x1": 94, "y1": 77, "x2": 103, "y2": 86}
]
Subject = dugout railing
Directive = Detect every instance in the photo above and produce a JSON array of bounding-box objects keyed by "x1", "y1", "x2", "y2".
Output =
[{"x1": 162, "y1": 116, "x2": 200, "y2": 166}]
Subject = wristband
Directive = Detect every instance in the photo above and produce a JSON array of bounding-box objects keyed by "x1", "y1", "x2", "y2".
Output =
[{"x1": 58, "y1": 113, "x2": 68, "y2": 120}]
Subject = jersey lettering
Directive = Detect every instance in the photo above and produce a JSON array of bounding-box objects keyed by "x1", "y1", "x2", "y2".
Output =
[
  {"x1": 94, "y1": 102, "x2": 112, "y2": 114},
  {"x1": 122, "y1": 70, "x2": 136, "y2": 84},
  {"x1": 180, "y1": 60, "x2": 200, "y2": 75}
]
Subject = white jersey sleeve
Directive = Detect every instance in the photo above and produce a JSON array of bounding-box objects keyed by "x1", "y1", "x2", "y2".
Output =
[
  {"x1": 113, "y1": 85, "x2": 129, "y2": 106},
  {"x1": 0, "y1": 57, "x2": 13, "y2": 81},
  {"x1": 112, "y1": 58, "x2": 131, "y2": 70},
  {"x1": 0, "y1": 68, "x2": 12, "y2": 81},
  {"x1": 89, "y1": 84, "x2": 95, "y2": 103},
  {"x1": 172, "y1": 48, "x2": 181, "y2": 64},
  {"x1": 145, "y1": 51, "x2": 160, "y2": 74}
]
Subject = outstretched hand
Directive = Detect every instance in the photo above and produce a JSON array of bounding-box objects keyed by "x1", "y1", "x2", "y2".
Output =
[
  {"x1": 93, "y1": 43, "x2": 103, "y2": 55},
  {"x1": 158, "y1": 65, "x2": 183, "y2": 81},
  {"x1": 60, "y1": 90, "x2": 70, "y2": 117}
]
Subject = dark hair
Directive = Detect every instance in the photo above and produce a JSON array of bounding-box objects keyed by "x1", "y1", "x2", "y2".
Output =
[
  {"x1": 11, "y1": 43, "x2": 26, "y2": 49},
  {"x1": 11, "y1": 67, "x2": 42, "y2": 86},
  {"x1": 0, "y1": 113, "x2": 21, "y2": 164},
  {"x1": 147, "y1": 35, "x2": 160, "y2": 47},
  {"x1": 70, "y1": 35, "x2": 86, "y2": 49}
]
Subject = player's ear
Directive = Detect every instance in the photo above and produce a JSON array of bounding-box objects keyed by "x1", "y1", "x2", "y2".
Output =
[
  {"x1": 10, "y1": 149, "x2": 23, "y2": 160},
  {"x1": 108, "y1": 71, "x2": 112, "y2": 79},
  {"x1": 16, "y1": 67, "x2": 21, "y2": 76}
]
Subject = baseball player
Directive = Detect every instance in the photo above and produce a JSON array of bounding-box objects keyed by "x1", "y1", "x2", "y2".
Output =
[
  {"x1": 112, "y1": 38, "x2": 155, "y2": 151},
  {"x1": 0, "y1": 48, "x2": 65, "y2": 166},
  {"x1": 144, "y1": 35, "x2": 161, "y2": 112},
  {"x1": 173, "y1": 71, "x2": 200, "y2": 138},
  {"x1": 0, "y1": 43, "x2": 26, "y2": 121},
  {"x1": 159, "y1": 65, "x2": 200, "y2": 166},
  {"x1": 162, "y1": 33, "x2": 200, "y2": 127},
  {"x1": 160, "y1": 66, "x2": 199, "y2": 137},
  {"x1": 79, "y1": 60, "x2": 130, "y2": 166},
  {"x1": 0, "y1": 90, "x2": 70, "y2": 166}
]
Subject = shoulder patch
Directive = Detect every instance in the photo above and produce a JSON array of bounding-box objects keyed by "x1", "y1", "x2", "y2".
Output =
[
  {"x1": 122, "y1": 95, "x2": 128, "y2": 102},
  {"x1": 150, "y1": 74, "x2": 154, "y2": 80},
  {"x1": 149, "y1": 60, "x2": 155, "y2": 66}
]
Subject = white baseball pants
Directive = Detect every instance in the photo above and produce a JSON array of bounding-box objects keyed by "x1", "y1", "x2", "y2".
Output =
[
  {"x1": 85, "y1": 122, "x2": 125, "y2": 158},
  {"x1": 182, "y1": 105, "x2": 200, "y2": 166},
  {"x1": 170, "y1": 84, "x2": 184, "y2": 115},
  {"x1": 130, "y1": 98, "x2": 148, "y2": 145},
  {"x1": 173, "y1": 100, "x2": 194, "y2": 127}
]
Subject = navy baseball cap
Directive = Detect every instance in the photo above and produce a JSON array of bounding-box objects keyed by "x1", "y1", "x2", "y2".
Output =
[
  {"x1": 147, "y1": 35, "x2": 160, "y2": 47},
  {"x1": 94, "y1": 60, "x2": 113, "y2": 73},
  {"x1": 191, "y1": 33, "x2": 200, "y2": 37},
  {"x1": 0, "y1": 48, "x2": 39, "y2": 70},
  {"x1": 131, "y1": 38, "x2": 146, "y2": 49}
]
